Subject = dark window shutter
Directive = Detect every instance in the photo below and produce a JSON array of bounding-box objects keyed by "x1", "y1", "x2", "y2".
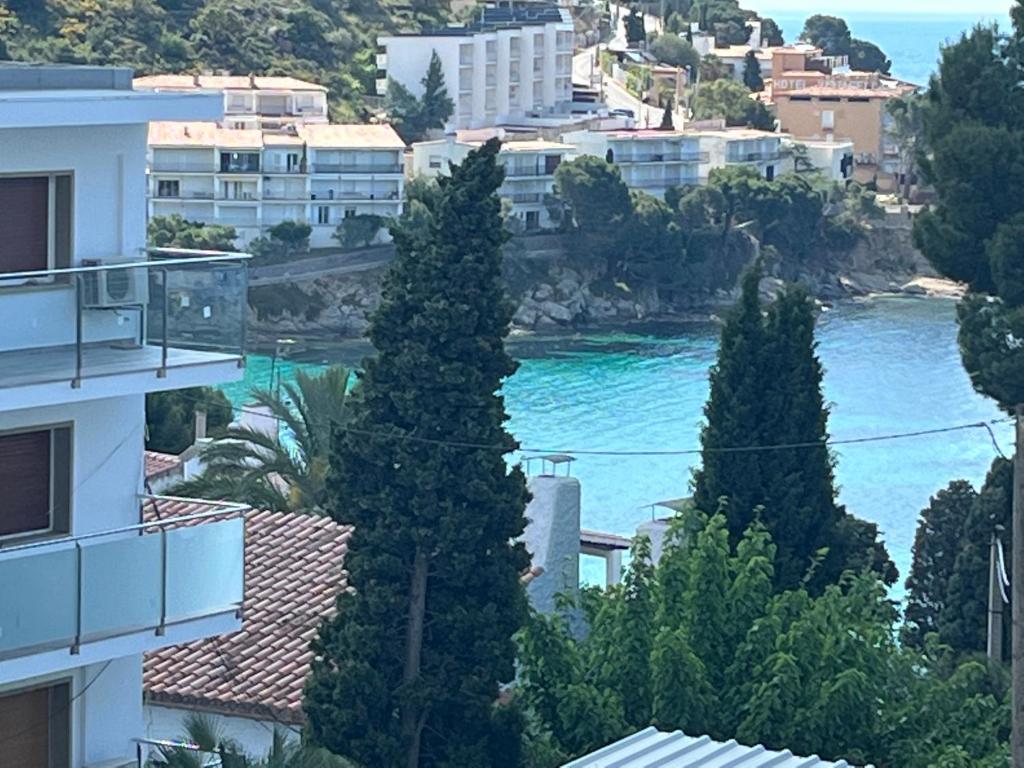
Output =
[
  {"x1": 0, "y1": 430, "x2": 52, "y2": 537},
  {"x1": 0, "y1": 686, "x2": 50, "y2": 768},
  {"x1": 0, "y1": 177, "x2": 49, "y2": 274}
]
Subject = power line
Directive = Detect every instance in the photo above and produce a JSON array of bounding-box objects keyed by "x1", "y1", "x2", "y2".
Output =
[{"x1": 171, "y1": 385, "x2": 1013, "y2": 457}]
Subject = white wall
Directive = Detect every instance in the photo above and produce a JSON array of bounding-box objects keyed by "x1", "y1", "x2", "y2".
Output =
[
  {"x1": 146, "y1": 704, "x2": 301, "y2": 761},
  {"x1": 522, "y1": 475, "x2": 581, "y2": 616}
]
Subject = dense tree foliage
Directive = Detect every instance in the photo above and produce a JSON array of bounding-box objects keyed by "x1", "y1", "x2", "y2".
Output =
[
  {"x1": 386, "y1": 51, "x2": 454, "y2": 143},
  {"x1": 692, "y1": 262, "x2": 895, "y2": 591},
  {"x1": 173, "y1": 367, "x2": 352, "y2": 513},
  {"x1": 914, "y1": 10, "x2": 1024, "y2": 409},
  {"x1": 649, "y1": 33, "x2": 700, "y2": 70},
  {"x1": 517, "y1": 513, "x2": 1010, "y2": 767},
  {"x1": 800, "y1": 14, "x2": 891, "y2": 74},
  {"x1": 904, "y1": 459, "x2": 1014, "y2": 657},
  {"x1": 304, "y1": 141, "x2": 530, "y2": 767},
  {"x1": 145, "y1": 386, "x2": 232, "y2": 455},
  {"x1": 148, "y1": 214, "x2": 237, "y2": 251},
  {"x1": 742, "y1": 50, "x2": 763, "y2": 92},
  {"x1": 1, "y1": 0, "x2": 449, "y2": 118},
  {"x1": 692, "y1": 79, "x2": 774, "y2": 130}
]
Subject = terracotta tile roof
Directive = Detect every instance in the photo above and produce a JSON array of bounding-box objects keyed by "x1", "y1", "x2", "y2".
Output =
[
  {"x1": 144, "y1": 509, "x2": 350, "y2": 724},
  {"x1": 145, "y1": 450, "x2": 182, "y2": 482},
  {"x1": 134, "y1": 74, "x2": 326, "y2": 92},
  {"x1": 297, "y1": 123, "x2": 406, "y2": 149}
]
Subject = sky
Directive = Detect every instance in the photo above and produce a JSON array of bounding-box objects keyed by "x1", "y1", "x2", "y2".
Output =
[{"x1": 753, "y1": 0, "x2": 1012, "y2": 14}]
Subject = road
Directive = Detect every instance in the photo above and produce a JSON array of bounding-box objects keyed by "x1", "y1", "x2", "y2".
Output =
[{"x1": 573, "y1": 46, "x2": 665, "y2": 129}]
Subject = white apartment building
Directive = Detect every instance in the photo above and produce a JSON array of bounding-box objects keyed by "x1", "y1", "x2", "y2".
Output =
[
  {"x1": 411, "y1": 133, "x2": 573, "y2": 230},
  {"x1": 699, "y1": 128, "x2": 792, "y2": 181},
  {"x1": 0, "y1": 64, "x2": 250, "y2": 767},
  {"x1": 132, "y1": 74, "x2": 329, "y2": 130},
  {"x1": 148, "y1": 122, "x2": 405, "y2": 248},
  {"x1": 377, "y1": 4, "x2": 575, "y2": 130},
  {"x1": 561, "y1": 128, "x2": 708, "y2": 198}
]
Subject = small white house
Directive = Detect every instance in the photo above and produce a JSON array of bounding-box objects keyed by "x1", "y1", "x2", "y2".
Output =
[{"x1": 788, "y1": 137, "x2": 856, "y2": 182}]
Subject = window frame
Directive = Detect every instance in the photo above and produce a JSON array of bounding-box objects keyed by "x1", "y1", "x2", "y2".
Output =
[
  {"x1": 0, "y1": 423, "x2": 73, "y2": 545},
  {"x1": 0, "y1": 172, "x2": 74, "y2": 284}
]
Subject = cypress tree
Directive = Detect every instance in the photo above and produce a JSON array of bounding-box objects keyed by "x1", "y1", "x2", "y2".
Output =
[
  {"x1": 693, "y1": 263, "x2": 894, "y2": 591},
  {"x1": 304, "y1": 139, "x2": 531, "y2": 768}
]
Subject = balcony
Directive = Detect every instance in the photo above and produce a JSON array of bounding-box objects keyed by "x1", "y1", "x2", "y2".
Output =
[
  {"x1": 508, "y1": 192, "x2": 543, "y2": 203},
  {"x1": 312, "y1": 163, "x2": 403, "y2": 175},
  {"x1": 0, "y1": 497, "x2": 246, "y2": 666},
  {"x1": 726, "y1": 150, "x2": 783, "y2": 163},
  {"x1": 151, "y1": 161, "x2": 215, "y2": 173},
  {"x1": 616, "y1": 152, "x2": 709, "y2": 164},
  {"x1": 0, "y1": 250, "x2": 248, "y2": 411}
]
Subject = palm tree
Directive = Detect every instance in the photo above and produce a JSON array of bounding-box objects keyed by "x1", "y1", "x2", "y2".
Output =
[
  {"x1": 172, "y1": 366, "x2": 352, "y2": 513},
  {"x1": 149, "y1": 713, "x2": 354, "y2": 767}
]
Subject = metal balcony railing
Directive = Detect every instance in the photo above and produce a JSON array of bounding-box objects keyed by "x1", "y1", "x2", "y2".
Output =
[
  {"x1": 617, "y1": 152, "x2": 709, "y2": 163},
  {"x1": 312, "y1": 163, "x2": 403, "y2": 174},
  {"x1": 726, "y1": 151, "x2": 783, "y2": 163},
  {"x1": 0, "y1": 249, "x2": 249, "y2": 391},
  {"x1": 0, "y1": 496, "x2": 247, "y2": 662},
  {"x1": 151, "y1": 161, "x2": 215, "y2": 173}
]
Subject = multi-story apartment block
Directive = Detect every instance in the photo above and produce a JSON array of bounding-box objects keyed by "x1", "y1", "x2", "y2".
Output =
[
  {"x1": 0, "y1": 64, "x2": 250, "y2": 767},
  {"x1": 561, "y1": 128, "x2": 709, "y2": 198},
  {"x1": 133, "y1": 74, "x2": 329, "y2": 130},
  {"x1": 411, "y1": 134, "x2": 572, "y2": 230},
  {"x1": 698, "y1": 128, "x2": 792, "y2": 181},
  {"x1": 377, "y1": 3, "x2": 575, "y2": 130},
  {"x1": 148, "y1": 122, "x2": 405, "y2": 247}
]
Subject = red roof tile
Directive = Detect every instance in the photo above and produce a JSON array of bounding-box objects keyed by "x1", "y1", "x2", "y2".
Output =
[
  {"x1": 145, "y1": 450, "x2": 182, "y2": 482},
  {"x1": 144, "y1": 509, "x2": 350, "y2": 724}
]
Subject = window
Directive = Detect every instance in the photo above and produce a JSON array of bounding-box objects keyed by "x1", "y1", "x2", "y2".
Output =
[
  {"x1": 317, "y1": 206, "x2": 330, "y2": 225},
  {"x1": 219, "y1": 152, "x2": 260, "y2": 173},
  {"x1": 157, "y1": 179, "x2": 180, "y2": 198},
  {"x1": 0, "y1": 175, "x2": 72, "y2": 277},
  {"x1": 0, "y1": 682, "x2": 71, "y2": 768},
  {"x1": 544, "y1": 155, "x2": 562, "y2": 175},
  {"x1": 821, "y1": 110, "x2": 835, "y2": 130},
  {"x1": 344, "y1": 208, "x2": 357, "y2": 219},
  {"x1": 0, "y1": 426, "x2": 71, "y2": 541},
  {"x1": 287, "y1": 153, "x2": 301, "y2": 172},
  {"x1": 429, "y1": 155, "x2": 444, "y2": 169},
  {"x1": 765, "y1": 165, "x2": 775, "y2": 181}
]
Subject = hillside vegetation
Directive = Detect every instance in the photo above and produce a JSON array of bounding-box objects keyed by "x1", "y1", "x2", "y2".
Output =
[{"x1": 0, "y1": 0, "x2": 450, "y2": 118}]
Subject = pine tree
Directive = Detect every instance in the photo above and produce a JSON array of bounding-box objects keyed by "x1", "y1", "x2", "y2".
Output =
[
  {"x1": 658, "y1": 96, "x2": 675, "y2": 130},
  {"x1": 304, "y1": 140, "x2": 531, "y2": 768},
  {"x1": 421, "y1": 50, "x2": 454, "y2": 133}
]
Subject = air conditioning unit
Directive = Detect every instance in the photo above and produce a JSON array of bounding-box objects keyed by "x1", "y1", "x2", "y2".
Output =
[{"x1": 81, "y1": 263, "x2": 149, "y2": 308}]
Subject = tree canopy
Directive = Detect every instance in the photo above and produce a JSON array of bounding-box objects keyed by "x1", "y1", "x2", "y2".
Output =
[
  {"x1": 145, "y1": 386, "x2": 232, "y2": 455},
  {"x1": 516, "y1": 512, "x2": 1010, "y2": 767},
  {"x1": 148, "y1": 214, "x2": 237, "y2": 251},
  {"x1": 913, "y1": 12, "x2": 1024, "y2": 409},
  {"x1": 692, "y1": 78, "x2": 774, "y2": 130},
  {"x1": 649, "y1": 33, "x2": 700, "y2": 70},
  {"x1": 386, "y1": 50, "x2": 454, "y2": 143},
  {"x1": 800, "y1": 14, "x2": 891, "y2": 73}
]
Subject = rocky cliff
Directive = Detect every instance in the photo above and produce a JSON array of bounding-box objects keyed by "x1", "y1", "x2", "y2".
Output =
[{"x1": 247, "y1": 213, "x2": 948, "y2": 342}]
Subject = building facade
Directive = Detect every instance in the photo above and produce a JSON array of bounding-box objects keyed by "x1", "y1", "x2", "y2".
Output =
[
  {"x1": 377, "y1": 4, "x2": 575, "y2": 130},
  {"x1": 698, "y1": 128, "x2": 792, "y2": 181},
  {"x1": 410, "y1": 134, "x2": 573, "y2": 230},
  {"x1": 561, "y1": 128, "x2": 708, "y2": 198},
  {"x1": 148, "y1": 122, "x2": 405, "y2": 247},
  {"x1": 132, "y1": 74, "x2": 329, "y2": 131},
  {"x1": 0, "y1": 64, "x2": 249, "y2": 768}
]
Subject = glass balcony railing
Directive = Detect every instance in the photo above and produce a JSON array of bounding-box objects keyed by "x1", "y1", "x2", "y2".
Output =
[
  {"x1": 726, "y1": 150, "x2": 784, "y2": 163},
  {"x1": 0, "y1": 249, "x2": 249, "y2": 391},
  {"x1": 0, "y1": 496, "x2": 247, "y2": 661},
  {"x1": 312, "y1": 162, "x2": 404, "y2": 174}
]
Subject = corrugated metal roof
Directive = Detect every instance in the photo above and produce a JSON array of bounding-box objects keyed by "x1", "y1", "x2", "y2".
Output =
[{"x1": 562, "y1": 728, "x2": 863, "y2": 768}]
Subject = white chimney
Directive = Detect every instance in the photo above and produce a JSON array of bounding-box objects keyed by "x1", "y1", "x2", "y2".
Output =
[{"x1": 521, "y1": 474, "x2": 581, "y2": 616}]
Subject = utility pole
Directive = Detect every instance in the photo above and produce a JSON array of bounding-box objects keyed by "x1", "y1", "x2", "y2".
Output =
[
  {"x1": 1013, "y1": 404, "x2": 1024, "y2": 767},
  {"x1": 989, "y1": 531, "x2": 1005, "y2": 662}
]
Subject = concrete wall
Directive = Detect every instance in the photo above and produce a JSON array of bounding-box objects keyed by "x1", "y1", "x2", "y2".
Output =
[{"x1": 775, "y1": 95, "x2": 884, "y2": 166}]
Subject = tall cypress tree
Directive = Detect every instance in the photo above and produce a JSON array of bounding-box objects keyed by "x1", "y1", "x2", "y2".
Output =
[
  {"x1": 304, "y1": 139, "x2": 530, "y2": 768},
  {"x1": 693, "y1": 263, "x2": 894, "y2": 591}
]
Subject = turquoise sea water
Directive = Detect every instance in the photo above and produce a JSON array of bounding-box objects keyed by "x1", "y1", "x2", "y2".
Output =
[
  {"x1": 768, "y1": 11, "x2": 1011, "y2": 85},
  {"x1": 221, "y1": 298, "x2": 1011, "y2": 587}
]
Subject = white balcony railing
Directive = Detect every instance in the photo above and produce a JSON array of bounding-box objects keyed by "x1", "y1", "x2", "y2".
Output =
[
  {"x1": 0, "y1": 497, "x2": 247, "y2": 662},
  {"x1": 0, "y1": 249, "x2": 249, "y2": 391}
]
